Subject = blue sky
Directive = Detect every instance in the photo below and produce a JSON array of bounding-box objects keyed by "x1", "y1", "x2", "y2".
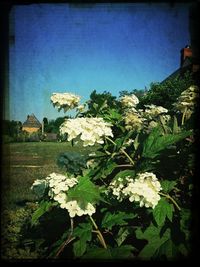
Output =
[{"x1": 8, "y1": 3, "x2": 190, "y2": 122}]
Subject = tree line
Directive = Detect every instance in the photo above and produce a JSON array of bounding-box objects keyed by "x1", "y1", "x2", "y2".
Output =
[{"x1": 2, "y1": 70, "x2": 195, "y2": 143}]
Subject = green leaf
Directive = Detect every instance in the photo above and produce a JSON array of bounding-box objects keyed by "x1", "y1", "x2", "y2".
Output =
[
  {"x1": 104, "y1": 108, "x2": 122, "y2": 122},
  {"x1": 73, "y1": 240, "x2": 87, "y2": 257},
  {"x1": 142, "y1": 126, "x2": 192, "y2": 159},
  {"x1": 115, "y1": 227, "x2": 130, "y2": 246},
  {"x1": 153, "y1": 239, "x2": 178, "y2": 260},
  {"x1": 101, "y1": 160, "x2": 117, "y2": 179},
  {"x1": 82, "y1": 245, "x2": 135, "y2": 260},
  {"x1": 102, "y1": 211, "x2": 137, "y2": 230},
  {"x1": 136, "y1": 159, "x2": 157, "y2": 173},
  {"x1": 110, "y1": 245, "x2": 135, "y2": 259},
  {"x1": 135, "y1": 223, "x2": 171, "y2": 259},
  {"x1": 73, "y1": 223, "x2": 92, "y2": 257},
  {"x1": 31, "y1": 200, "x2": 54, "y2": 226},
  {"x1": 73, "y1": 222, "x2": 92, "y2": 242},
  {"x1": 165, "y1": 203, "x2": 173, "y2": 222},
  {"x1": 57, "y1": 152, "x2": 88, "y2": 174},
  {"x1": 88, "y1": 159, "x2": 117, "y2": 180},
  {"x1": 82, "y1": 247, "x2": 112, "y2": 259},
  {"x1": 153, "y1": 198, "x2": 174, "y2": 226},
  {"x1": 113, "y1": 170, "x2": 135, "y2": 181},
  {"x1": 161, "y1": 180, "x2": 177, "y2": 193},
  {"x1": 180, "y1": 208, "x2": 191, "y2": 241},
  {"x1": 114, "y1": 137, "x2": 125, "y2": 152},
  {"x1": 67, "y1": 176, "x2": 103, "y2": 208}
]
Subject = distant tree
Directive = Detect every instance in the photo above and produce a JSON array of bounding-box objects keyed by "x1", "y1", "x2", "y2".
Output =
[
  {"x1": 54, "y1": 117, "x2": 66, "y2": 129},
  {"x1": 45, "y1": 119, "x2": 56, "y2": 133},
  {"x1": 43, "y1": 117, "x2": 48, "y2": 125},
  {"x1": 139, "y1": 71, "x2": 195, "y2": 109},
  {"x1": 85, "y1": 90, "x2": 119, "y2": 117},
  {"x1": 44, "y1": 117, "x2": 68, "y2": 134},
  {"x1": 3, "y1": 120, "x2": 22, "y2": 138}
]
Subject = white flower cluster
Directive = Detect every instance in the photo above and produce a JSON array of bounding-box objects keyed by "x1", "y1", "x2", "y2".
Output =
[
  {"x1": 124, "y1": 110, "x2": 146, "y2": 132},
  {"x1": 60, "y1": 117, "x2": 113, "y2": 146},
  {"x1": 120, "y1": 94, "x2": 139, "y2": 108},
  {"x1": 51, "y1": 92, "x2": 80, "y2": 112},
  {"x1": 31, "y1": 173, "x2": 96, "y2": 218},
  {"x1": 108, "y1": 176, "x2": 127, "y2": 202},
  {"x1": 60, "y1": 200, "x2": 95, "y2": 218},
  {"x1": 173, "y1": 85, "x2": 199, "y2": 118},
  {"x1": 144, "y1": 104, "x2": 168, "y2": 119},
  {"x1": 46, "y1": 172, "x2": 78, "y2": 198},
  {"x1": 123, "y1": 103, "x2": 170, "y2": 132},
  {"x1": 109, "y1": 172, "x2": 162, "y2": 209}
]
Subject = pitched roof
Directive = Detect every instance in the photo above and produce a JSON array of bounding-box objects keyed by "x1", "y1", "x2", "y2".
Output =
[{"x1": 22, "y1": 114, "x2": 41, "y2": 128}]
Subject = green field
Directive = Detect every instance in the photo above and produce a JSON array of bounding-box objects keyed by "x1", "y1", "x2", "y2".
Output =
[{"x1": 2, "y1": 142, "x2": 93, "y2": 211}]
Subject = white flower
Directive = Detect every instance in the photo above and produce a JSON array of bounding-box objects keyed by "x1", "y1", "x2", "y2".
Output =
[
  {"x1": 89, "y1": 152, "x2": 96, "y2": 157},
  {"x1": 51, "y1": 92, "x2": 80, "y2": 112},
  {"x1": 109, "y1": 172, "x2": 162, "y2": 209},
  {"x1": 124, "y1": 111, "x2": 146, "y2": 132},
  {"x1": 120, "y1": 94, "x2": 139, "y2": 108},
  {"x1": 61, "y1": 200, "x2": 96, "y2": 218},
  {"x1": 122, "y1": 172, "x2": 162, "y2": 209},
  {"x1": 173, "y1": 85, "x2": 199, "y2": 118},
  {"x1": 76, "y1": 104, "x2": 85, "y2": 112},
  {"x1": 60, "y1": 117, "x2": 113, "y2": 146},
  {"x1": 144, "y1": 104, "x2": 168, "y2": 119},
  {"x1": 64, "y1": 200, "x2": 80, "y2": 218},
  {"x1": 86, "y1": 159, "x2": 95, "y2": 168},
  {"x1": 85, "y1": 203, "x2": 96, "y2": 216},
  {"x1": 54, "y1": 192, "x2": 67, "y2": 204}
]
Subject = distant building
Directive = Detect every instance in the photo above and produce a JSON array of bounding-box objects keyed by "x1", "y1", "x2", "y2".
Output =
[
  {"x1": 22, "y1": 114, "x2": 42, "y2": 133},
  {"x1": 161, "y1": 45, "x2": 200, "y2": 84}
]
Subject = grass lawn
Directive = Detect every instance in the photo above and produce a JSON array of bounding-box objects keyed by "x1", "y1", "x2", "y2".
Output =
[{"x1": 1, "y1": 141, "x2": 94, "y2": 211}]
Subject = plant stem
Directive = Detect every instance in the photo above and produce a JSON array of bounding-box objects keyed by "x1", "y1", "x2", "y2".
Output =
[
  {"x1": 116, "y1": 164, "x2": 133, "y2": 168},
  {"x1": 159, "y1": 192, "x2": 181, "y2": 211},
  {"x1": 55, "y1": 218, "x2": 75, "y2": 258},
  {"x1": 89, "y1": 216, "x2": 107, "y2": 249},
  {"x1": 105, "y1": 136, "x2": 135, "y2": 166}
]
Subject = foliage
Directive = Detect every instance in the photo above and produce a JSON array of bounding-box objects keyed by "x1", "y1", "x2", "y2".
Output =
[
  {"x1": 2, "y1": 120, "x2": 22, "y2": 138},
  {"x1": 57, "y1": 152, "x2": 89, "y2": 175},
  {"x1": 1, "y1": 203, "x2": 45, "y2": 259},
  {"x1": 84, "y1": 90, "x2": 119, "y2": 118},
  {"x1": 139, "y1": 71, "x2": 195, "y2": 110},
  {"x1": 43, "y1": 116, "x2": 68, "y2": 134},
  {"x1": 18, "y1": 84, "x2": 198, "y2": 261}
]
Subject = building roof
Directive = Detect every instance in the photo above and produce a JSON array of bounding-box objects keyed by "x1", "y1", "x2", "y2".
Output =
[
  {"x1": 161, "y1": 46, "x2": 199, "y2": 84},
  {"x1": 22, "y1": 114, "x2": 41, "y2": 128}
]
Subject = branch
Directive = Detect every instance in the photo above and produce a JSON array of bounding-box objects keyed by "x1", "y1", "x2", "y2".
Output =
[
  {"x1": 89, "y1": 216, "x2": 107, "y2": 249},
  {"x1": 105, "y1": 137, "x2": 135, "y2": 166},
  {"x1": 55, "y1": 218, "x2": 75, "y2": 258},
  {"x1": 159, "y1": 192, "x2": 181, "y2": 211}
]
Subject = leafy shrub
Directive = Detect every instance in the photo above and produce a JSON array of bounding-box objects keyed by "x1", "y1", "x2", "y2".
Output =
[{"x1": 22, "y1": 85, "x2": 199, "y2": 261}]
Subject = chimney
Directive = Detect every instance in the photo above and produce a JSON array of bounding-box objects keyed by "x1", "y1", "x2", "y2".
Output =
[{"x1": 180, "y1": 45, "x2": 192, "y2": 67}]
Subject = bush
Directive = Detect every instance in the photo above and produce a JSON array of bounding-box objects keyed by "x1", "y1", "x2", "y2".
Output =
[{"x1": 16, "y1": 87, "x2": 199, "y2": 261}]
